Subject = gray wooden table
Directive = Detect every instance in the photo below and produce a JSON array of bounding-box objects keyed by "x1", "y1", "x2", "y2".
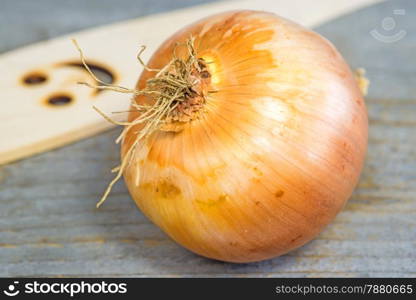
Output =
[{"x1": 1, "y1": 0, "x2": 415, "y2": 277}]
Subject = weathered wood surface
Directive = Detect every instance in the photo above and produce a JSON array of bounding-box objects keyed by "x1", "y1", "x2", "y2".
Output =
[{"x1": 1, "y1": 0, "x2": 415, "y2": 277}]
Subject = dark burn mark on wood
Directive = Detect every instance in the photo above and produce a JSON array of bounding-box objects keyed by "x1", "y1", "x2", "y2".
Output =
[
  {"x1": 47, "y1": 93, "x2": 73, "y2": 106},
  {"x1": 22, "y1": 72, "x2": 48, "y2": 85},
  {"x1": 60, "y1": 61, "x2": 116, "y2": 94}
]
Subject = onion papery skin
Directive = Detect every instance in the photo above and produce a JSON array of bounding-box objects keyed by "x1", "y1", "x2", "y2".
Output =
[{"x1": 122, "y1": 10, "x2": 368, "y2": 263}]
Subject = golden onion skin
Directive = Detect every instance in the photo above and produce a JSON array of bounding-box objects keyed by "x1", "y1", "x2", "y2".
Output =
[{"x1": 122, "y1": 10, "x2": 368, "y2": 263}]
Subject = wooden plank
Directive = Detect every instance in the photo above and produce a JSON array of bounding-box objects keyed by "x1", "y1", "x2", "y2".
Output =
[
  {"x1": 0, "y1": 0, "x2": 381, "y2": 165},
  {"x1": 1, "y1": 0, "x2": 415, "y2": 277}
]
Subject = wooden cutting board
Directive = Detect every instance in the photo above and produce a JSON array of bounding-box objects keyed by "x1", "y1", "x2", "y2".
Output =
[{"x1": 0, "y1": 0, "x2": 380, "y2": 165}]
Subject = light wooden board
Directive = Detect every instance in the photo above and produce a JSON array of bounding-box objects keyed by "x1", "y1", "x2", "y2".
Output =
[
  {"x1": 1, "y1": 0, "x2": 415, "y2": 277},
  {"x1": 0, "y1": 0, "x2": 381, "y2": 165}
]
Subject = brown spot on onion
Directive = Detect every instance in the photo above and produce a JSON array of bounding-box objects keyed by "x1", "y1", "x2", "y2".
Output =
[
  {"x1": 197, "y1": 194, "x2": 229, "y2": 206},
  {"x1": 156, "y1": 181, "x2": 181, "y2": 198},
  {"x1": 275, "y1": 190, "x2": 285, "y2": 198}
]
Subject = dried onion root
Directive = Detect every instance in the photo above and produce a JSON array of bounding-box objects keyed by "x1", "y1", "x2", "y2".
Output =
[{"x1": 72, "y1": 37, "x2": 210, "y2": 207}]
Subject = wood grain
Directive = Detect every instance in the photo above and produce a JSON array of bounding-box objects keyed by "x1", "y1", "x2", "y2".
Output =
[{"x1": 1, "y1": 0, "x2": 415, "y2": 277}]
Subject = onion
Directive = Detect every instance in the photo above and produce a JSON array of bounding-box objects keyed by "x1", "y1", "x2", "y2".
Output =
[{"x1": 93, "y1": 10, "x2": 368, "y2": 263}]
